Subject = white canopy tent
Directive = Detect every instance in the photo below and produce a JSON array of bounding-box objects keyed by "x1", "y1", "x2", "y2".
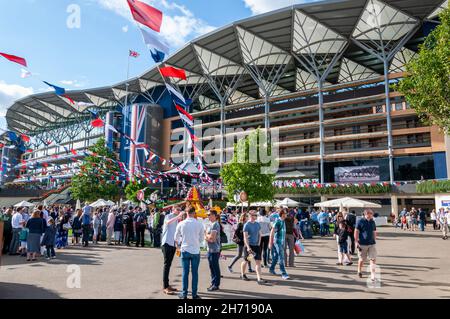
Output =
[
  {"x1": 314, "y1": 197, "x2": 381, "y2": 209},
  {"x1": 14, "y1": 200, "x2": 35, "y2": 208},
  {"x1": 105, "y1": 200, "x2": 116, "y2": 206},
  {"x1": 90, "y1": 199, "x2": 110, "y2": 208},
  {"x1": 276, "y1": 198, "x2": 300, "y2": 208}
]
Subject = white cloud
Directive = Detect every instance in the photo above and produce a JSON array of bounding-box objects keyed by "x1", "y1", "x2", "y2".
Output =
[
  {"x1": 122, "y1": 25, "x2": 129, "y2": 33},
  {"x1": 0, "y1": 81, "x2": 34, "y2": 117},
  {"x1": 243, "y1": 0, "x2": 320, "y2": 15},
  {"x1": 94, "y1": 0, "x2": 216, "y2": 48},
  {"x1": 60, "y1": 79, "x2": 88, "y2": 88}
]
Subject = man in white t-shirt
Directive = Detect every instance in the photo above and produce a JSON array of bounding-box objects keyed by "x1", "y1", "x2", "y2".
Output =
[{"x1": 9, "y1": 208, "x2": 24, "y2": 255}]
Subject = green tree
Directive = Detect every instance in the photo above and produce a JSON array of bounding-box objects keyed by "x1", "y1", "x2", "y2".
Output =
[
  {"x1": 395, "y1": 8, "x2": 450, "y2": 130},
  {"x1": 220, "y1": 129, "x2": 276, "y2": 204},
  {"x1": 71, "y1": 137, "x2": 121, "y2": 202},
  {"x1": 124, "y1": 180, "x2": 152, "y2": 202}
]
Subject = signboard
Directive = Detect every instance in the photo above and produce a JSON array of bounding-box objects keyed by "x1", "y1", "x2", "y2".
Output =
[
  {"x1": 441, "y1": 200, "x2": 450, "y2": 207},
  {"x1": 334, "y1": 166, "x2": 380, "y2": 183}
]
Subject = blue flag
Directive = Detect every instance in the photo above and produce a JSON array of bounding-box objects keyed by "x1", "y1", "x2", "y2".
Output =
[
  {"x1": 43, "y1": 81, "x2": 66, "y2": 96},
  {"x1": 150, "y1": 49, "x2": 165, "y2": 63}
]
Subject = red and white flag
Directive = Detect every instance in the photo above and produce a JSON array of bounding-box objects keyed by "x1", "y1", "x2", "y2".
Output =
[{"x1": 129, "y1": 50, "x2": 140, "y2": 58}]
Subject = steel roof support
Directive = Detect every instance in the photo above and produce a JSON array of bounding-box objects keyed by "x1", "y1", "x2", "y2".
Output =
[
  {"x1": 292, "y1": 9, "x2": 349, "y2": 183},
  {"x1": 351, "y1": 0, "x2": 421, "y2": 184},
  {"x1": 193, "y1": 44, "x2": 246, "y2": 167}
]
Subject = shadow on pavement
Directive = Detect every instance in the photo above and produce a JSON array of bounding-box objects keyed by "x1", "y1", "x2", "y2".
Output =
[{"x1": 0, "y1": 282, "x2": 62, "y2": 299}]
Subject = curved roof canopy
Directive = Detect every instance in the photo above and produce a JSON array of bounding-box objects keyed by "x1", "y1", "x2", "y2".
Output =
[{"x1": 6, "y1": 0, "x2": 445, "y2": 135}]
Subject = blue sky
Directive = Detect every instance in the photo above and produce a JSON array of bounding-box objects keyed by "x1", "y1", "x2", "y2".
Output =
[{"x1": 0, "y1": 0, "x2": 318, "y2": 129}]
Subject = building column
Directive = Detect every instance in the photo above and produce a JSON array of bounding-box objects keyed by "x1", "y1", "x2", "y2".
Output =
[{"x1": 391, "y1": 194, "x2": 399, "y2": 218}]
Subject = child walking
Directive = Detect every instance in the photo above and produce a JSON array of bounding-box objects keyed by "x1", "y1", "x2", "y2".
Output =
[
  {"x1": 41, "y1": 218, "x2": 57, "y2": 260},
  {"x1": 335, "y1": 221, "x2": 353, "y2": 266}
]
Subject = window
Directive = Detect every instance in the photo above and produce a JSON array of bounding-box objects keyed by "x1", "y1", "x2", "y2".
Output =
[
  {"x1": 334, "y1": 128, "x2": 345, "y2": 136},
  {"x1": 303, "y1": 145, "x2": 314, "y2": 153},
  {"x1": 353, "y1": 140, "x2": 362, "y2": 149},
  {"x1": 394, "y1": 102, "x2": 403, "y2": 111},
  {"x1": 375, "y1": 105, "x2": 383, "y2": 113},
  {"x1": 368, "y1": 124, "x2": 380, "y2": 133},
  {"x1": 335, "y1": 142, "x2": 344, "y2": 151},
  {"x1": 352, "y1": 126, "x2": 361, "y2": 134},
  {"x1": 369, "y1": 138, "x2": 381, "y2": 148}
]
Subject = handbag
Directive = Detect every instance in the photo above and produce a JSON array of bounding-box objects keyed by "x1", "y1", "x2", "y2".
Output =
[{"x1": 63, "y1": 223, "x2": 72, "y2": 230}]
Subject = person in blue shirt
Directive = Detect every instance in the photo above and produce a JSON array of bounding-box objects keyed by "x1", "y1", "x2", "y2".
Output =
[
  {"x1": 355, "y1": 209, "x2": 378, "y2": 281},
  {"x1": 318, "y1": 210, "x2": 329, "y2": 237},
  {"x1": 81, "y1": 205, "x2": 92, "y2": 247}
]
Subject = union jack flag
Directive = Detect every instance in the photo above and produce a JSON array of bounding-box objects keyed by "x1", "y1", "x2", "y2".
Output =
[
  {"x1": 129, "y1": 104, "x2": 147, "y2": 177},
  {"x1": 129, "y1": 50, "x2": 140, "y2": 58}
]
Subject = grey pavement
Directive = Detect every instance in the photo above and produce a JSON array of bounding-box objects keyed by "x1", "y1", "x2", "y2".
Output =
[{"x1": 1, "y1": 227, "x2": 449, "y2": 299}]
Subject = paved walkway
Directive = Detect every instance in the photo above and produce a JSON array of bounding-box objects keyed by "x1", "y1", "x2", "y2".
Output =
[{"x1": 1, "y1": 227, "x2": 449, "y2": 299}]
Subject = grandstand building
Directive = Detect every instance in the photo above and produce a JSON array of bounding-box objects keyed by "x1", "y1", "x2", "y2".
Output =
[{"x1": 3, "y1": 0, "x2": 450, "y2": 213}]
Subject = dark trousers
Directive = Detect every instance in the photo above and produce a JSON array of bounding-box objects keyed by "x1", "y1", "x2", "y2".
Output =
[
  {"x1": 207, "y1": 252, "x2": 221, "y2": 288},
  {"x1": 148, "y1": 227, "x2": 154, "y2": 245},
  {"x1": 2, "y1": 229, "x2": 12, "y2": 254},
  {"x1": 153, "y1": 229, "x2": 162, "y2": 248},
  {"x1": 162, "y1": 243, "x2": 176, "y2": 289},
  {"x1": 260, "y1": 235, "x2": 270, "y2": 266},
  {"x1": 46, "y1": 245, "x2": 55, "y2": 258},
  {"x1": 124, "y1": 227, "x2": 132, "y2": 245},
  {"x1": 229, "y1": 244, "x2": 252, "y2": 270},
  {"x1": 348, "y1": 230, "x2": 355, "y2": 254},
  {"x1": 82, "y1": 225, "x2": 90, "y2": 246},
  {"x1": 9, "y1": 228, "x2": 21, "y2": 254},
  {"x1": 135, "y1": 225, "x2": 146, "y2": 247}
]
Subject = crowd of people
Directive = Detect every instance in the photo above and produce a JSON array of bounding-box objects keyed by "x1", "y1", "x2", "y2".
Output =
[
  {"x1": 161, "y1": 205, "x2": 379, "y2": 299},
  {"x1": 0, "y1": 203, "x2": 167, "y2": 260},
  {"x1": 2, "y1": 201, "x2": 448, "y2": 299},
  {"x1": 395, "y1": 207, "x2": 450, "y2": 239}
]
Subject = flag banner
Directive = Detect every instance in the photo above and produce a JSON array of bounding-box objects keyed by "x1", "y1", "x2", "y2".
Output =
[
  {"x1": 105, "y1": 124, "x2": 119, "y2": 134},
  {"x1": 150, "y1": 49, "x2": 166, "y2": 63},
  {"x1": 160, "y1": 66, "x2": 186, "y2": 81},
  {"x1": 127, "y1": 0, "x2": 163, "y2": 32},
  {"x1": 21, "y1": 68, "x2": 32, "y2": 78},
  {"x1": 139, "y1": 27, "x2": 169, "y2": 57},
  {"x1": 7, "y1": 131, "x2": 18, "y2": 142},
  {"x1": 21, "y1": 134, "x2": 30, "y2": 142},
  {"x1": 129, "y1": 50, "x2": 140, "y2": 58},
  {"x1": 0, "y1": 52, "x2": 27, "y2": 67},
  {"x1": 91, "y1": 118, "x2": 105, "y2": 128},
  {"x1": 43, "y1": 81, "x2": 66, "y2": 95},
  {"x1": 77, "y1": 101, "x2": 95, "y2": 108},
  {"x1": 63, "y1": 95, "x2": 75, "y2": 105},
  {"x1": 175, "y1": 104, "x2": 193, "y2": 126},
  {"x1": 165, "y1": 83, "x2": 186, "y2": 104}
]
